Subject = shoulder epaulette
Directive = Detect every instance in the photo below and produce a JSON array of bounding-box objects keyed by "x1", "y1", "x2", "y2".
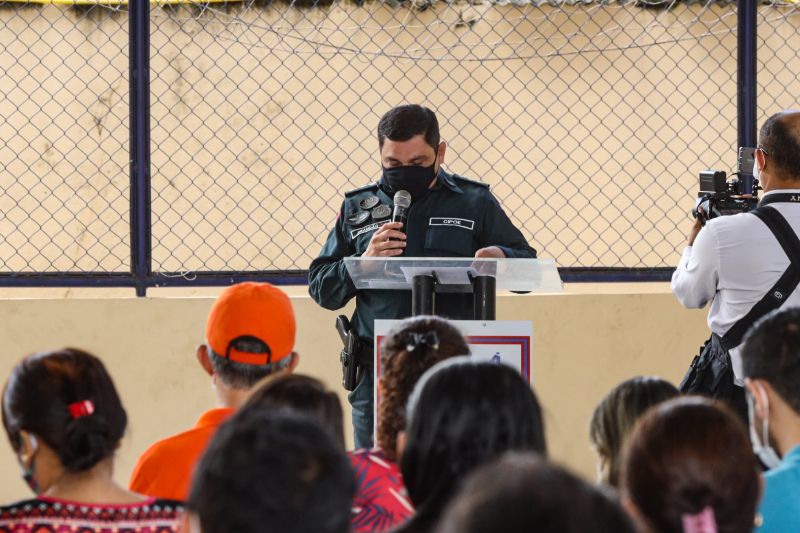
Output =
[
  {"x1": 450, "y1": 174, "x2": 490, "y2": 188},
  {"x1": 344, "y1": 182, "x2": 380, "y2": 197}
]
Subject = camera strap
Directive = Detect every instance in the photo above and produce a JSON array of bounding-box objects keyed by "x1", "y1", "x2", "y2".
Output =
[
  {"x1": 758, "y1": 193, "x2": 800, "y2": 207},
  {"x1": 720, "y1": 205, "x2": 800, "y2": 351}
]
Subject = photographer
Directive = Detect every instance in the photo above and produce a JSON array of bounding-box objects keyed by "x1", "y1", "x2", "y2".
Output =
[{"x1": 672, "y1": 110, "x2": 800, "y2": 416}]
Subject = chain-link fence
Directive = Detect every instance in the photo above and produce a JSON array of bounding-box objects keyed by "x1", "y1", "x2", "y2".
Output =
[
  {"x1": 0, "y1": 3, "x2": 129, "y2": 273},
  {"x1": 758, "y1": 3, "x2": 800, "y2": 135},
  {"x1": 0, "y1": 0, "x2": 794, "y2": 288}
]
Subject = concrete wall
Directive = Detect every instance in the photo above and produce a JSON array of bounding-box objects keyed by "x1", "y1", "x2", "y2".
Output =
[{"x1": 0, "y1": 284, "x2": 708, "y2": 502}]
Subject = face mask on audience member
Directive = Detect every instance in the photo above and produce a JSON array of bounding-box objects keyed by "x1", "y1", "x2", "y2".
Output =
[
  {"x1": 747, "y1": 384, "x2": 782, "y2": 470},
  {"x1": 17, "y1": 434, "x2": 41, "y2": 495},
  {"x1": 382, "y1": 163, "x2": 437, "y2": 202}
]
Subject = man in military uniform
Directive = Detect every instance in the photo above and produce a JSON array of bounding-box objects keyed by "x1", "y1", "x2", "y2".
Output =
[{"x1": 309, "y1": 104, "x2": 537, "y2": 448}]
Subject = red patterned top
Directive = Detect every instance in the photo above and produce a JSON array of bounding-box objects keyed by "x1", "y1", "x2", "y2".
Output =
[
  {"x1": 350, "y1": 448, "x2": 414, "y2": 532},
  {"x1": 0, "y1": 497, "x2": 183, "y2": 532}
]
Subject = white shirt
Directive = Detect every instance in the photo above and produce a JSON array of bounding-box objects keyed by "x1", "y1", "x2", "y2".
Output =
[{"x1": 671, "y1": 189, "x2": 800, "y2": 381}]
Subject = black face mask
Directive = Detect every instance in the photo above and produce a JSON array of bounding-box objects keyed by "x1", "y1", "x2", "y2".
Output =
[{"x1": 381, "y1": 163, "x2": 437, "y2": 202}]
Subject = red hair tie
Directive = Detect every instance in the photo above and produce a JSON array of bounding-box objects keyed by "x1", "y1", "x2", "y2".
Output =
[{"x1": 68, "y1": 400, "x2": 95, "y2": 420}]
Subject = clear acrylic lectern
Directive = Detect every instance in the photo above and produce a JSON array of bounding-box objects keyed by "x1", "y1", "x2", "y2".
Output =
[{"x1": 343, "y1": 257, "x2": 563, "y2": 320}]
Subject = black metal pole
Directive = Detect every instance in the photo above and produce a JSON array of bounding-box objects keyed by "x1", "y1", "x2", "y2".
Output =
[
  {"x1": 472, "y1": 275, "x2": 496, "y2": 321},
  {"x1": 738, "y1": 0, "x2": 758, "y2": 195},
  {"x1": 130, "y1": 0, "x2": 152, "y2": 297},
  {"x1": 411, "y1": 274, "x2": 435, "y2": 316}
]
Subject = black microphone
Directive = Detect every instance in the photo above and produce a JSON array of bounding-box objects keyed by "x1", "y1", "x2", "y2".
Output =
[{"x1": 391, "y1": 190, "x2": 412, "y2": 252}]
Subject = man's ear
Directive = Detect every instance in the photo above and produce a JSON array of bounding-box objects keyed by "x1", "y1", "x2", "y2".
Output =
[
  {"x1": 436, "y1": 141, "x2": 447, "y2": 167},
  {"x1": 745, "y1": 378, "x2": 768, "y2": 419},
  {"x1": 196, "y1": 344, "x2": 214, "y2": 377},
  {"x1": 286, "y1": 352, "x2": 300, "y2": 372},
  {"x1": 756, "y1": 147, "x2": 767, "y2": 172}
]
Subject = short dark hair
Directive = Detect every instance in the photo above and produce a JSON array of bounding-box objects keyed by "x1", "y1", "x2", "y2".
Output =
[
  {"x1": 401, "y1": 357, "x2": 546, "y2": 532},
  {"x1": 2, "y1": 348, "x2": 128, "y2": 472},
  {"x1": 589, "y1": 376, "x2": 679, "y2": 487},
  {"x1": 759, "y1": 111, "x2": 800, "y2": 181},
  {"x1": 188, "y1": 410, "x2": 354, "y2": 533},
  {"x1": 240, "y1": 373, "x2": 345, "y2": 448},
  {"x1": 741, "y1": 307, "x2": 800, "y2": 414},
  {"x1": 622, "y1": 397, "x2": 760, "y2": 533},
  {"x1": 378, "y1": 105, "x2": 440, "y2": 150},
  {"x1": 436, "y1": 452, "x2": 635, "y2": 533},
  {"x1": 378, "y1": 316, "x2": 469, "y2": 461},
  {"x1": 209, "y1": 343, "x2": 290, "y2": 390}
]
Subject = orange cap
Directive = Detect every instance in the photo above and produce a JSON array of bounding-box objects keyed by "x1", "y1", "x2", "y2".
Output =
[{"x1": 205, "y1": 282, "x2": 296, "y2": 366}]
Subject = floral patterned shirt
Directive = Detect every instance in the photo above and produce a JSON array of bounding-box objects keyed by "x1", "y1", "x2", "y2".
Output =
[{"x1": 351, "y1": 448, "x2": 414, "y2": 532}]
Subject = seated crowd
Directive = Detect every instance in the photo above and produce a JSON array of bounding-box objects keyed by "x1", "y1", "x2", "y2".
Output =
[{"x1": 0, "y1": 281, "x2": 798, "y2": 533}]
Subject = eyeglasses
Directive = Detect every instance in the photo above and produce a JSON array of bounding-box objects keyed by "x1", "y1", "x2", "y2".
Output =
[{"x1": 757, "y1": 145, "x2": 770, "y2": 156}]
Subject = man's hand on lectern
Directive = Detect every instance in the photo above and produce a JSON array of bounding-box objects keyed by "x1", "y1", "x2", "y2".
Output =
[{"x1": 475, "y1": 246, "x2": 506, "y2": 259}]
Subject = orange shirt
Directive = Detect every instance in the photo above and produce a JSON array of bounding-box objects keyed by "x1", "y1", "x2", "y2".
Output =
[{"x1": 129, "y1": 408, "x2": 235, "y2": 501}]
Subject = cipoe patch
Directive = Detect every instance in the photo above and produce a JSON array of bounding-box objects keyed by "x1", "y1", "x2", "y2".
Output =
[{"x1": 429, "y1": 217, "x2": 475, "y2": 231}]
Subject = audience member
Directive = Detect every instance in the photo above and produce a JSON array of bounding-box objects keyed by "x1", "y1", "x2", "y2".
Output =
[
  {"x1": 241, "y1": 373, "x2": 344, "y2": 447},
  {"x1": 0, "y1": 348, "x2": 182, "y2": 532},
  {"x1": 741, "y1": 307, "x2": 800, "y2": 532},
  {"x1": 435, "y1": 452, "x2": 635, "y2": 533},
  {"x1": 129, "y1": 281, "x2": 298, "y2": 500},
  {"x1": 184, "y1": 410, "x2": 354, "y2": 533},
  {"x1": 622, "y1": 397, "x2": 760, "y2": 533},
  {"x1": 352, "y1": 316, "x2": 469, "y2": 533},
  {"x1": 590, "y1": 376, "x2": 679, "y2": 487},
  {"x1": 396, "y1": 357, "x2": 546, "y2": 533}
]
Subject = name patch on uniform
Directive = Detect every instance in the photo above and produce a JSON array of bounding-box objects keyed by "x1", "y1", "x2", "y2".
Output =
[
  {"x1": 350, "y1": 221, "x2": 388, "y2": 239},
  {"x1": 429, "y1": 217, "x2": 475, "y2": 231}
]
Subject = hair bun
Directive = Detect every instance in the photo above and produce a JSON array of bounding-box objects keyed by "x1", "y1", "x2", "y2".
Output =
[{"x1": 59, "y1": 415, "x2": 115, "y2": 472}]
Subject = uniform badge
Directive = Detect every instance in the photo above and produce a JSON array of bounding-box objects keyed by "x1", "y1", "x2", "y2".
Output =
[
  {"x1": 347, "y1": 211, "x2": 370, "y2": 225},
  {"x1": 429, "y1": 217, "x2": 475, "y2": 230},
  {"x1": 359, "y1": 196, "x2": 380, "y2": 210},
  {"x1": 371, "y1": 204, "x2": 391, "y2": 220}
]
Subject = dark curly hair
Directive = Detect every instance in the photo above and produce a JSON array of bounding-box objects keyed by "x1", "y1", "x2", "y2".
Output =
[
  {"x1": 2, "y1": 348, "x2": 127, "y2": 473},
  {"x1": 377, "y1": 316, "x2": 469, "y2": 460}
]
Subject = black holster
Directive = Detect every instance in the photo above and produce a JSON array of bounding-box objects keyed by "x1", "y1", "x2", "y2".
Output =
[{"x1": 336, "y1": 315, "x2": 368, "y2": 391}]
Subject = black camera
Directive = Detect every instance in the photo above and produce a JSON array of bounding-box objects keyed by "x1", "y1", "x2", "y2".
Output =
[{"x1": 692, "y1": 148, "x2": 759, "y2": 221}]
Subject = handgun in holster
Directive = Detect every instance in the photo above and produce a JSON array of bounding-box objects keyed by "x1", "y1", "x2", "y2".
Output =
[{"x1": 336, "y1": 315, "x2": 363, "y2": 392}]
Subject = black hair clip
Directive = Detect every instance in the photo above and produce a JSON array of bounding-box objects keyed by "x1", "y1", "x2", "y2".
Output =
[{"x1": 406, "y1": 331, "x2": 440, "y2": 353}]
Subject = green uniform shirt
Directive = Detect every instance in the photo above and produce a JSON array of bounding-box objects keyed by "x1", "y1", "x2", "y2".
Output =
[{"x1": 308, "y1": 169, "x2": 537, "y2": 356}]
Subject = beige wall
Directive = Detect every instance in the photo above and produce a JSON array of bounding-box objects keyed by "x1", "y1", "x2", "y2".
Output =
[{"x1": 0, "y1": 284, "x2": 708, "y2": 502}]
